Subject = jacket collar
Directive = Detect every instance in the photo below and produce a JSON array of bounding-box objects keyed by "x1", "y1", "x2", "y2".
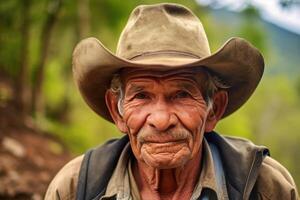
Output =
[{"x1": 205, "y1": 132, "x2": 269, "y2": 200}]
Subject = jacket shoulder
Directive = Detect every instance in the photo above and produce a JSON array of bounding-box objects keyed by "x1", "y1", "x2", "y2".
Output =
[
  {"x1": 45, "y1": 155, "x2": 84, "y2": 200},
  {"x1": 255, "y1": 156, "x2": 299, "y2": 200}
]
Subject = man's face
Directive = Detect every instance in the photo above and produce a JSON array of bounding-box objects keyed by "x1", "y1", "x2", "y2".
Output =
[
  {"x1": 110, "y1": 69, "x2": 216, "y2": 169},
  {"x1": 106, "y1": 68, "x2": 226, "y2": 169}
]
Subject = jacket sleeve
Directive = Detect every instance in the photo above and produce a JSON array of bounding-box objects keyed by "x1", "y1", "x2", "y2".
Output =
[
  {"x1": 255, "y1": 156, "x2": 299, "y2": 200},
  {"x1": 44, "y1": 155, "x2": 83, "y2": 200}
]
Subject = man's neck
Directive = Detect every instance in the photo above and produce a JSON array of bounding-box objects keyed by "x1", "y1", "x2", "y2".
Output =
[{"x1": 133, "y1": 148, "x2": 203, "y2": 200}]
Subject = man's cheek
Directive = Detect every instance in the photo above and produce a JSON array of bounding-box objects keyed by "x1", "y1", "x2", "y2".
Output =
[
  {"x1": 124, "y1": 110, "x2": 148, "y2": 134},
  {"x1": 177, "y1": 111, "x2": 206, "y2": 130}
]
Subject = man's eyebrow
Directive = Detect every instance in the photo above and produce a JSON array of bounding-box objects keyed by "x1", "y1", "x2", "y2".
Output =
[
  {"x1": 175, "y1": 81, "x2": 199, "y2": 92},
  {"x1": 126, "y1": 84, "x2": 145, "y2": 95}
]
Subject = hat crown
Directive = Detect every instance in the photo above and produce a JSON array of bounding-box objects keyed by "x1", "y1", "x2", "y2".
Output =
[{"x1": 116, "y1": 3, "x2": 211, "y2": 60}]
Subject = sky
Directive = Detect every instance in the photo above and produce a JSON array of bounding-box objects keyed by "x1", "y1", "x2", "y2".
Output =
[{"x1": 196, "y1": 0, "x2": 300, "y2": 35}]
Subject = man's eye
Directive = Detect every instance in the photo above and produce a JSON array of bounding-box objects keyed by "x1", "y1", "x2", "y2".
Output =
[
  {"x1": 174, "y1": 91, "x2": 191, "y2": 99},
  {"x1": 134, "y1": 93, "x2": 148, "y2": 99}
]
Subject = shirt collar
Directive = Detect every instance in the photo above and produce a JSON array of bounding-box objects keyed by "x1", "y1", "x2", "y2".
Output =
[{"x1": 191, "y1": 138, "x2": 220, "y2": 199}]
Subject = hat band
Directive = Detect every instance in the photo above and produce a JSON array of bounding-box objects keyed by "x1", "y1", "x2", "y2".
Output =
[{"x1": 129, "y1": 50, "x2": 201, "y2": 60}]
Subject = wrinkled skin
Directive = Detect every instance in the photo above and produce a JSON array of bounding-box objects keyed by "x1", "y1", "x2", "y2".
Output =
[{"x1": 106, "y1": 68, "x2": 228, "y2": 200}]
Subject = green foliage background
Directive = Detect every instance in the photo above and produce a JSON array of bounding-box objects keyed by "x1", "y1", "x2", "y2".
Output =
[{"x1": 1, "y1": 0, "x2": 299, "y2": 189}]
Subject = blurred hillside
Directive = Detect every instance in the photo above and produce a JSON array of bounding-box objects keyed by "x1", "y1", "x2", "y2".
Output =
[
  {"x1": 0, "y1": 0, "x2": 299, "y2": 197},
  {"x1": 206, "y1": 8, "x2": 300, "y2": 77}
]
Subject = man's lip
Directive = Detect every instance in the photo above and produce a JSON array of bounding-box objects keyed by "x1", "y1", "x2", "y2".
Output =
[{"x1": 142, "y1": 139, "x2": 186, "y2": 144}]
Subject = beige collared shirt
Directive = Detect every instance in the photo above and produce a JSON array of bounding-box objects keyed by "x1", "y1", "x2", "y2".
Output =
[{"x1": 45, "y1": 139, "x2": 223, "y2": 200}]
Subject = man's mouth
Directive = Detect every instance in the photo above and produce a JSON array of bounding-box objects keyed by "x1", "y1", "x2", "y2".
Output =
[
  {"x1": 141, "y1": 139, "x2": 188, "y2": 154},
  {"x1": 143, "y1": 139, "x2": 186, "y2": 145}
]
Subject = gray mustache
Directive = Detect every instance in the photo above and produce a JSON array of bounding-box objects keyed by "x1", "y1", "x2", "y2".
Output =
[{"x1": 137, "y1": 127, "x2": 191, "y2": 144}]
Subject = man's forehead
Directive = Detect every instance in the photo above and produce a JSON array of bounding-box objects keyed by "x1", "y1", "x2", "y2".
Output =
[{"x1": 120, "y1": 67, "x2": 205, "y2": 82}]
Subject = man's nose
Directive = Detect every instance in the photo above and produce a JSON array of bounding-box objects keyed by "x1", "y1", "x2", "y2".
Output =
[{"x1": 147, "y1": 104, "x2": 178, "y2": 132}]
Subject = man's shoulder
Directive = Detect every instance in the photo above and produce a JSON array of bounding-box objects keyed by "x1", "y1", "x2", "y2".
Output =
[
  {"x1": 223, "y1": 135, "x2": 261, "y2": 149},
  {"x1": 45, "y1": 155, "x2": 84, "y2": 200},
  {"x1": 217, "y1": 134, "x2": 268, "y2": 155},
  {"x1": 214, "y1": 134, "x2": 298, "y2": 199},
  {"x1": 256, "y1": 156, "x2": 299, "y2": 199},
  {"x1": 44, "y1": 137, "x2": 129, "y2": 200}
]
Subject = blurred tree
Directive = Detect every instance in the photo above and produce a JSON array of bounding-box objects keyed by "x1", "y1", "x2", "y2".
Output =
[
  {"x1": 15, "y1": 0, "x2": 31, "y2": 119},
  {"x1": 0, "y1": 1, "x2": 22, "y2": 81},
  {"x1": 238, "y1": 6, "x2": 266, "y2": 52},
  {"x1": 31, "y1": 0, "x2": 62, "y2": 116},
  {"x1": 76, "y1": 0, "x2": 90, "y2": 39}
]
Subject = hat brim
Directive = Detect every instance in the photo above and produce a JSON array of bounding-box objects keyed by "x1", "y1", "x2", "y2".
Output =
[{"x1": 72, "y1": 37, "x2": 264, "y2": 122}]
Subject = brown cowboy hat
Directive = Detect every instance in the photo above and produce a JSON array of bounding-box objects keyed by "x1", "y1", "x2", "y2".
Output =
[{"x1": 72, "y1": 3, "x2": 264, "y2": 122}]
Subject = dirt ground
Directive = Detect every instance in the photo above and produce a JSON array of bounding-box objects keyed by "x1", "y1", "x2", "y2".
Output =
[{"x1": 0, "y1": 104, "x2": 73, "y2": 200}]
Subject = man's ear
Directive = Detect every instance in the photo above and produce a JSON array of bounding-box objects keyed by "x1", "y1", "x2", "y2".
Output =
[
  {"x1": 105, "y1": 90, "x2": 128, "y2": 133},
  {"x1": 205, "y1": 90, "x2": 228, "y2": 132}
]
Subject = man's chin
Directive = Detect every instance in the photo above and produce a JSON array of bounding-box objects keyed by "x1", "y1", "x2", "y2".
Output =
[{"x1": 140, "y1": 146, "x2": 192, "y2": 169}]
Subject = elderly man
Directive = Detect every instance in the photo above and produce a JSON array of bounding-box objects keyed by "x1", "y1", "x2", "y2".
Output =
[{"x1": 45, "y1": 3, "x2": 298, "y2": 200}]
